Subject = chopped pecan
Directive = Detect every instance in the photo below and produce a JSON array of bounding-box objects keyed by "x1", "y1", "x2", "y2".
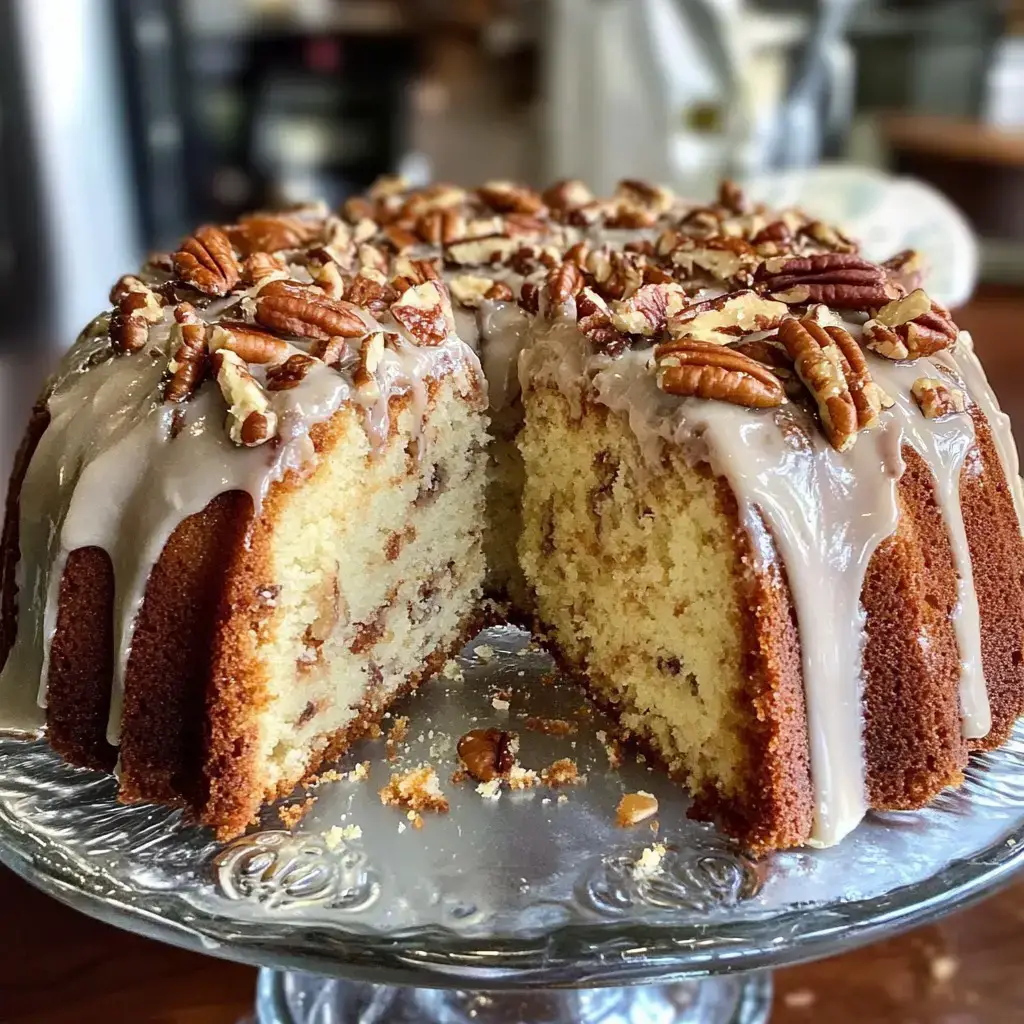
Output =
[
  {"x1": 610, "y1": 282, "x2": 686, "y2": 336},
  {"x1": 778, "y1": 318, "x2": 887, "y2": 450},
  {"x1": 266, "y1": 353, "x2": 319, "y2": 391},
  {"x1": 368, "y1": 174, "x2": 408, "y2": 201},
  {"x1": 912, "y1": 376, "x2": 967, "y2": 419},
  {"x1": 173, "y1": 225, "x2": 241, "y2": 297},
  {"x1": 587, "y1": 249, "x2": 643, "y2": 301},
  {"x1": 605, "y1": 204, "x2": 658, "y2": 230},
  {"x1": 616, "y1": 179, "x2": 675, "y2": 215},
  {"x1": 213, "y1": 348, "x2": 278, "y2": 445},
  {"x1": 445, "y1": 236, "x2": 518, "y2": 267},
  {"x1": 751, "y1": 220, "x2": 793, "y2": 248},
  {"x1": 390, "y1": 255, "x2": 441, "y2": 294},
  {"x1": 209, "y1": 322, "x2": 290, "y2": 364},
  {"x1": 717, "y1": 179, "x2": 749, "y2": 215},
  {"x1": 476, "y1": 181, "x2": 545, "y2": 215},
  {"x1": 109, "y1": 274, "x2": 149, "y2": 305},
  {"x1": 485, "y1": 280, "x2": 514, "y2": 302},
  {"x1": 678, "y1": 206, "x2": 723, "y2": 237},
  {"x1": 241, "y1": 251, "x2": 289, "y2": 291},
  {"x1": 502, "y1": 213, "x2": 548, "y2": 238},
  {"x1": 308, "y1": 335, "x2": 348, "y2": 367},
  {"x1": 450, "y1": 273, "x2": 499, "y2": 308},
  {"x1": 755, "y1": 253, "x2": 898, "y2": 310},
  {"x1": 256, "y1": 282, "x2": 368, "y2": 342},
  {"x1": 110, "y1": 282, "x2": 164, "y2": 353},
  {"x1": 345, "y1": 267, "x2": 396, "y2": 315},
  {"x1": 227, "y1": 214, "x2": 315, "y2": 255},
  {"x1": 110, "y1": 314, "x2": 150, "y2": 354},
  {"x1": 342, "y1": 195, "x2": 376, "y2": 223},
  {"x1": 668, "y1": 290, "x2": 790, "y2": 345},
  {"x1": 544, "y1": 261, "x2": 584, "y2": 308},
  {"x1": 881, "y1": 249, "x2": 925, "y2": 295},
  {"x1": 164, "y1": 320, "x2": 208, "y2": 402},
  {"x1": 863, "y1": 289, "x2": 957, "y2": 359},
  {"x1": 541, "y1": 179, "x2": 593, "y2": 212},
  {"x1": 358, "y1": 243, "x2": 389, "y2": 274},
  {"x1": 457, "y1": 728, "x2": 518, "y2": 783},
  {"x1": 576, "y1": 288, "x2": 628, "y2": 357},
  {"x1": 353, "y1": 331, "x2": 385, "y2": 398},
  {"x1": 519, "y1": 281, "x2": 540, "y2": 315},
  {"x1": 798, "y1": 220, "x2": 857, "y2": 255},
  {"x1": 390, "y1": 280, "x2": 454, "y2": 346},
  {"x1": 509, "y1": 244, "x2": 559, "y2": 276},
  {"x1": 654, "y1": 338, "x2": 787, "y2": 408},
  {"x1": 382, "y1": 223, "x2": 419, "y2": 252},
  {"x1": 671, "y1": 236, "x2": 758, "y2": 286},
  {"x1": 415, "y1": 207, "x2": 466, "y2": 246},
  {"x1": 310, "y1": 259, "x2": 344, "y2": 299}
]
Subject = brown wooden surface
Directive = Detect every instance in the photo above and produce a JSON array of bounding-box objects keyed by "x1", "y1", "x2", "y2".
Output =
[
  {"x1": 2, "y1": 288, "x2": 1024, "y2": 1022},
  {"x1": 882, "y1": 114, "x2": 1024, "y2": 169}
]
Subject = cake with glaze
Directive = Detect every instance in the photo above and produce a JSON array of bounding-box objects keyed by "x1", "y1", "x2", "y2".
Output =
[{"x1": 2, "y1": 176, "x2": 1023, "y2": 851}]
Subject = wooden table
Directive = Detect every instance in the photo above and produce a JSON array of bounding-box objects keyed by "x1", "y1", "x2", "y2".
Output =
[{"x1": 3, "y1": 288, "x2": 1024, "y2": 1022}]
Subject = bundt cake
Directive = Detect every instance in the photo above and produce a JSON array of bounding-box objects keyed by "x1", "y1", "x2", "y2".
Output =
[{"x1": 2, "y1": 176, "x2": 1023, "y2": 852}]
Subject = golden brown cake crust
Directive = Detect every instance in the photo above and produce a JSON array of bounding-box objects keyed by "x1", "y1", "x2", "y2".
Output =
[{"x1": 861, "y1": 446, "x2": 967, "y2": 808}]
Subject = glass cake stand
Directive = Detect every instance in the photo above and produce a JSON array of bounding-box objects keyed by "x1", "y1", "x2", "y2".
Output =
[{"x1": 3, "y1": 627, "x2": 1024, "y2": 1024}]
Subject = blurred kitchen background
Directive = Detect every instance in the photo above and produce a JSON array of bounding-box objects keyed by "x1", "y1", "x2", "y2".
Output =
[{"x1": 3, "y1": 0, "x2": 1024, "y2": 483}]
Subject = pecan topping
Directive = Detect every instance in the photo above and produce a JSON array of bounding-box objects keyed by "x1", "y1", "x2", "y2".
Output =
[
  {"x1": 110, "y1": 285, "x2": 164, "y2": 354},
  {"x1": 109, "y1": 274, "x2": 149, "y2": 305},
  {"x1": 227, "y1": 214, "x2": 314, "y2": 255},
  {"x1": 172, "y1": 225, "x2": 241, "y2": 297},
  {"x1": 544, "y1": 261, "x2": 584, "y2": 308},
  {"x1": 587, "y1": 249, "x2": 643, "y2": 301},
  {"x1": 541, "y1": 179, "x2": 593, "y2": 212},
  {"x1": 617, "y1": 791, "x2": 659, "y2": 828},
  {"x1": 357, "y1": 243, "x2": 389, "y2": 274},
  {"x1": 308, "y1": 335, "x2": 348, "y2": 367},
  {"x1": 779, "y1": 318, "x2": 886, "y2": 450},
  {"x1": 668, "y1": 290, "x2": 790, "y2": 345},
  {"x1": 606, "y1": 204, "x2": 658, "y2": 230},
  {"x1": 450, "y1": 273, "x2": 500, "y2": 308},
  {"x1": 110, "y1": 314, "x2": 150, "y2": 354},
  {"x1": 415, "y1": 207, "x2": 466, "y2": 246},
  {"x1": 654, "y1": 338, "x2": 786, "y2": 408},
  {"x1": 485, "y1": 280, "x2": 514, "y2": 302},
  {"x1": 671, "y1": 236, "x2": 758, "y2": 286},
  {"x1": 477, "y1": 181, "x2": 545, "y2": 215},
  {"x1": 214, "y1": 348, "x2": 277, "y2": 445},
  {"x1": 164, "y1": 319, "x2": 208, "y2": 403},
  {"x1": 390, "y1": 255, "x2": 441, "y2": 294},
  {"x1": 755, "y1": 253, "x2": 899, "y2": 310},
  {"x1": 241, "y1": 251, "x2": 289, "y2": 291},
  {"x1": 610, "y1": 282, "x2": 686, "y2": 336},
  {"x1": 353, "y1": 332, "x2": 385, "y2": 398},
  {"x1": 256, "y1": 283, "x2": 368, "y2": 342},
  {"x1": 457, "y1": 728, "x2": 518, "y2": 783},
  {"x1": 576, "y1": 288, "x2": 628, "y2": 357},
  {"x1": 616, "y1": 179, "x2": 675, "y2": 215},
  {"x1": 390, "y1": 280, "x2": 454, "y2": 346},
  {"x1": 445, "y1": 236, "x2": 518, "y2": 267},
  {"x1": 881, "y1": 249, "x2": 925, "y2": 295},
  {"x1": 345, "y1": 268, "x2": 395, "y2": 315},
  {"x1": 717, "y1": 179, "x2": 749, "y2": 215},
  {"x1": 266, "y1": 353, "x2": 319, "y2": 391},
  {"x1": 311, "y1": 260, "x2": 345, "y2": 299},
  {"x1": 912, "y1": 377, "x2": 967, "y2": 419},
  {"x1": 519, "y1": 280, "x2": 540, "y2": 315},
  {"x1": 863, "y1": 289, "x2": 958, "y2": 360},
  {"x1": 209, "y1": 322, "x2": 290, "y2": 364},
  {"x1": 798, "y1": 220, "x2": 857, "y2": 255}
]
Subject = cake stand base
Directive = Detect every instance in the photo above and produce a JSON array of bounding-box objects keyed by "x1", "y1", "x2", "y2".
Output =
[{"x1": 254, "y1": 968, "x2": 772, "y2": 1024}]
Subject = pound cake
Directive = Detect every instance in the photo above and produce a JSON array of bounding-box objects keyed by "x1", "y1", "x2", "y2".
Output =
[{"x1": 2, "y1": 176, "x2": 1023, "y2": 852}]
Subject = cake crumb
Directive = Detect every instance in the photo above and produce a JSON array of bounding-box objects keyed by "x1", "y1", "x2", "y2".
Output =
[
  {"x1": 525, "y1": 716, "x2": 577, "y2": 737},
  {"x1": 442, "y1": 658, "x2": 464, "y2": 682},
  {"x1": 347, "y1": 761, "x2": 370, "y2": 782},
  {"x1": 475, "y1": 644, "x2": 495, "y2": 662},
  {"x1": 379, "y1": 765, "x2": 450, "y2": 814},
  {"x1": 311, "y1": 768, "x2": 342, "y2": 786},
  {"x1": 617, "y1": 791, "x2": 659, "y2": 828},
  {"x1": 541, "y1": 757, "x2": 585, "y2": 788},
  {"x1": 386, "y1": 716, "x2": 410, "y2": 760},
  {"x1": 557, "y1": 794, "x2": 568, "y2": 805},
  {"x1": 476, "y1": 778, "x2": 502, "y2": 800},
  {"x1": 507, "y1": 765, "x2": 539, "y2": 790},
  {"x1": 409, "y1": 811, "x2": 424, "y2": 830},
  {"x1": 632, "y1": 843, "x2": 667, "y2": 880},
  {"x1": 323, "y1": 824, "x2": 362, "y2": 850},
  {"x1": 783, "y1": 989, "x2": 816, "y2": 1010},
  {"x1": 491, "y1": 696, "x2": 510, "y2": 712},
  {"x1": 278, "y1": 796, "x2": 316, "y2": 829},
  {"x1": 397, "y1": 821, "x2": 407, "y2": 833}
]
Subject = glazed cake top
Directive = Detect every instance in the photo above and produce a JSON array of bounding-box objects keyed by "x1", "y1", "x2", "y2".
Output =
[{"x1": 1, "y1": 174, "x2": 1022, "y2": 848}]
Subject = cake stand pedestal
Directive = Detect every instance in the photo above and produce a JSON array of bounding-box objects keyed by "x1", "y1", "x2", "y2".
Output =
[
  {"x1": 2, "y1": 631, "x2": 1024, "y2": 1024},
  {"x1": 253, "y1": 969, "x2": 772, "y2": 1024}
]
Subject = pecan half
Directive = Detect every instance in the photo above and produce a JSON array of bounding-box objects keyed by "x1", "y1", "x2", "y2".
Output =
[
  {"x1": 654, "y1": 338, "x2": 787, "y2": 408},
  {"x1": 214, "y1": 348, "x2": 278, "y2": 445},
  {"x1": 778, "y1": 318, "x2": 886, "y2": 450},
  {"x1": 164, "y1": 321, "x2": 208, "y2": 402},
  {"x1": 266, "y1": 353, "x2": 319, "y2": 391},
  {"x1": 457, "y1": 728, "x2": 518, "y2": 782},
  {"x1": 609, "y1": 282, "x2": 686, "y2": 336},
  {"x1": 862, "y1": 289, "x2": 958, "y2": 360},
  {"x1": 227, "y1": 214, "x2": 315, "y2": 255},
  {"x1": 173, "y1": 225, "x2": 241, "y2": 297},
  {"x1": 256, "y1": 283, "x2": 368, "y2": 342},
  {"x1": 668, "y1": 290, "x2": 790, "y2": 345},
  {"x1": 477, "y1": 181, "x2": 545, "y2": 215},
  {"x1": 241, "y1": 251, "x2": 289, "y2": 291},
  {"x1": 209, "y1": 322, "x2": 290, "y2": 364},
  {"x1": 755, "y1": 253, "x2": 898, "y2": 310},
  {"x1": 390, "y1": 280, "x2": 454, "y2": 346},
  {"x1": 541, "y1": 179, "x2": 593, "y2": 212},
  {"x1": 544, "y1": 261, "x2": 584, "y2": 308},
  {"x1": 912, "y1": 376, "x2": 967, "y2": 419},
  {"x1": 110, "y1": 285, "x2": 164, "y2": 353},
  {"x1": 110, "y1": 314, "x2": 150, "y2": 354}
]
